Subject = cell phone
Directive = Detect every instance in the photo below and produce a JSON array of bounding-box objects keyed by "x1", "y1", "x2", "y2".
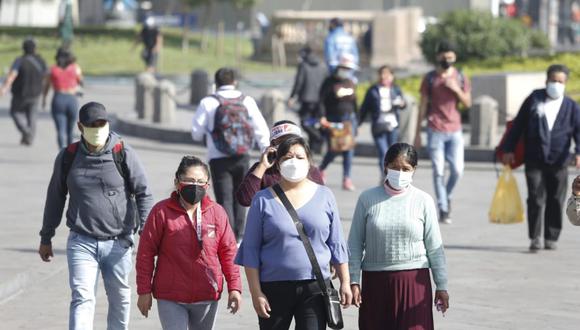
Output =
[{"x1": 267, "y1": 150, "x2": 277, "y2": 164}]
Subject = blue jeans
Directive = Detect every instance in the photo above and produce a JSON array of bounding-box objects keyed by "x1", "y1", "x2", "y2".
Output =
[
  {"x1": 51, "y1": 93, "x2": 78, "y2": 149},
  {"x1": 373, "y1": 128, "x2": 399, "y2": 174},
  {"x1": 319, "y1": 114, "x2": 357, "y2": 179},
  {"x1": 427, "y1": 128, "x2": 464, "y2": 213},
  {"x1": 67, "y1": 231, "x2": 133, "y2": 330},
  {"x1": 157, "y1": 300, "x2": 218, "y2": 330}
]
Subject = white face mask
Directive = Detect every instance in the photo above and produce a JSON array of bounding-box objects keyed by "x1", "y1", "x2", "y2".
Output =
[
  {"x1": 280, "y1": 158, "x2": 309, "y2": 183},
  {"x1": 82, "y1": 123, "x2": 110, "y2": 148},
  {"x1": 546, "y1": 82, "x2": 565, "y2": 99},
  {"x1": 386, "y1": 169, "x2": 414, "y2": 190}
]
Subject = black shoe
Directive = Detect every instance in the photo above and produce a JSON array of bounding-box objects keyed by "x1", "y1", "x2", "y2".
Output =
[
  {"x1": 544, "y1": 240, "x2": 557, "y2": 250},
  {"x1": 439, "y1": 210, "x2": 452, "y2": 224},
  {"x1": 529, "y1": 238, "x2": 541, "y2": 252}
]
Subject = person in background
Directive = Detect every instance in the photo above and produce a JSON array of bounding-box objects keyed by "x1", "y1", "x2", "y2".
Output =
[
  {"x1": 415, "y1": 40, "x2": 471, "y2": 224},
  {"x1": 191, "y1": 67, "x2": 270, "y2": 242},
  {"x1": 349, "y1": 143, "x2": 448, "y2": 330},
  {"x1": 235, "y1": 120, "x2": 324, "y2": 207},
  {"x1": 136, "y1": 156, "x2": 242, "y2": 330},
  {"x1": 288, "y1": 45, "x2": 327, "y2": 154},
  {"x1": 0, "y1": 38, "x2": 47, "y2": 146},
  {"x1": 502, "y1": 64, "x2": 580, "y2": 251},
  {"x1": 318, "y1": 54, "x2": 358, "y2": 191},
  {"x1": 324, "y1": 17, "x2": 359, "y2": 73},
  {"x1": 136, "y1": 16, "x2": 163, "y2": 73},
  {"x1": 43, "y1": 47, "x2": 83, "y2": 149},
  {"x1": 566, "y1": 176, "x2": 580, "y2": 226},
  {"x1": 360, "y1": 65, "x2": 406, "y2": 176},
  {"x1": 235, "y1": 136, "x2": 352, "y2": 330}
]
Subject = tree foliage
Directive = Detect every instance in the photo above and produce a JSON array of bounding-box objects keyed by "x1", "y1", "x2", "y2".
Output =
[{"x1": 420, "y1": 10, "x2": 550, "y2": 63}]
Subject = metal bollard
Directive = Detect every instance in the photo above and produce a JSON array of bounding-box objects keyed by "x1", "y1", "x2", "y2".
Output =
[
  {"x1": 470, "y1": 95, "x2": 498, "y2": 147},
  {"x1": 190, "y1": 69, "x2": 209, "y2": 106},
  {"x1": 153, "y1": 80, "x2": 176, "y2": 124}
]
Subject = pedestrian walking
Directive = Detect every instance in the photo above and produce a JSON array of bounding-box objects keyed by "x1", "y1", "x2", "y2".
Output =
[
  {"x1": 318, "y1": 54, "x2": 358, "y2": 191},
  {"x1": 360, "y1": 65, "x2": 407, "y2": 176},
  {"x1": 0, "y1": 38, "x2": 47, "y2": 146},
  {"x1": 136, "y1": 16, "x2": 162, "y2": 73},
  {"x1": 235, "y1": 120, "x2": 324, "y2": 207},
  {"x1": 324, "y1": 17, "x2": 359, "y2": 73},
  {"x1": 191, "y1": 67, "x2": 270, "y2": 242},
  {"x1": 235, "y1": 136, "x2": 352, "y2": 330},
  {"x1": 42, "y1": 47, "x2": 83, "y2": 149},
  {"x1": 38, "y1": 102, "x2": 154, "y2": 330},
  {"x1": 566, "y1": 176, "x2": 580, "y2": 226},
  {"x1": 348, "y1": 142, "x2": 449, "y2": 330},
  {"x1": 288, "y1": 45, "x2": 328, "y2": 154},
  {"x1": 502, "y1": 64, "x2": 580, "y2": 251},
  {"x1": 136, "y1": 155, "x2": 242, "y2": 330},
  {"x1": 415, "y1": 40, "x2": 472, "y2": 224}
]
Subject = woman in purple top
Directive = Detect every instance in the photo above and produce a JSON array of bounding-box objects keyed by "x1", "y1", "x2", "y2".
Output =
[
  {"x1": 235, "y1": 136, "x2": 352, "y2": 330},
  {"x1": 235, "y1": 120, "x2": 324, "y2": 207}
]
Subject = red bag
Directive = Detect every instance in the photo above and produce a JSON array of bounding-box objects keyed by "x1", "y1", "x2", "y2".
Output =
[{"x1": 495, "y1": 120, "x2": 525, "y2": 169}]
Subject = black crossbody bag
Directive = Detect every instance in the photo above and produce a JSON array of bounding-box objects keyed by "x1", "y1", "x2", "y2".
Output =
[{"x1": 272, "y1": 184, "x2": 344, "y2": 329}]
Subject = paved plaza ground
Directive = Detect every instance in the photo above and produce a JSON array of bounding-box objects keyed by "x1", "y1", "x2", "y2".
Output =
[{"x1": 1, "y1": 80, "x2": 579, "y2": 329}]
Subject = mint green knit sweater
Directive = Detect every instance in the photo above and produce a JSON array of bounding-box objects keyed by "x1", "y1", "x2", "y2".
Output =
[{"x1": 348, "y1": 185, "x2": 448, "y2": 290}]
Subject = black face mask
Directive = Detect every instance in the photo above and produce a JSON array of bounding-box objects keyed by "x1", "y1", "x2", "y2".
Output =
[
  {"x1": 179, "y1": 184, "x2": 206, "y2": 205},
  {"x1": 439, "y1": 59, "x2": 453, "y2": 70}
]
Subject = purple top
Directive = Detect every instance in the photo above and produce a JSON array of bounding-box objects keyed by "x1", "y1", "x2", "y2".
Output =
[
  {"x1": 235, "y1": 162, "x2": 325, "y2": 207},
  {"x1": 234, "y1": 185, "x2": 348, "y2": 282}
]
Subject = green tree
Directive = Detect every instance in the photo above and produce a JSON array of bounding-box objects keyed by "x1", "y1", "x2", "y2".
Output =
[{"x1": 420, "y1": 10, "x2": 549, "y2": 63}]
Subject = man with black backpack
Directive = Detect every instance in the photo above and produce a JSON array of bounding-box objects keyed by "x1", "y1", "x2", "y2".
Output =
[
  {"x1": 0, "y1": 38, "x2": 47, "y2": 146},
  {"x1": 192, "y1": 68, "x2": 270, "y2": 242},
  {"x1": 415, "y1": 41, "x2": 471, "y2": 224},
  {"x1": 38, "y1": 102, "x2": 154, "y2": 329}
]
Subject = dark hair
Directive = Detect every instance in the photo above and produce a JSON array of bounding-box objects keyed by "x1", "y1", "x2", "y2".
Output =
[
  {"x1": 273, "y1": 120, "x2": 297, "y2": 127},
  {"x1": 175, "y1": 156, "x2": 211, "y2": 182},
  {"x1": 436, "y1": 40, "x2": 456, "y2": 54},
  {"x1": 384, "y1": 143, "x2": 418, "y2": 169},
  {"x1": 22, "y1": 38, "x2": 36, "y2": 55},
  {"x1": 547, "y1": 64, "x2": 570, "y2": 78},
  {"x1": 377, "y1": 65, "x2": 392, "y2": 75},
  {"x1": 276, "y1": 136, "x2": 312, "y2": 164},
  {"x1": 215, "y1": 68, "x2": 236, "y2": 87},
  {"x1": 55, "y1": 47, "x2": 76, "y2": 68},
  {"x1": 330, "y1": 17, "x2": 343, "y2": 28}
]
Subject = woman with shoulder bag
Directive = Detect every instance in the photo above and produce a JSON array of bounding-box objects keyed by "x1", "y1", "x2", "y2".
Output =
[
  {"x1": 349, "y1": 143, "x2": 449, "y2": 330},
  {"x1": 236, "y1": 136, "x2": 352, "y2": 330},
  {"x1": 359, "y1": 65, "x2": 406, "y2": 177}
]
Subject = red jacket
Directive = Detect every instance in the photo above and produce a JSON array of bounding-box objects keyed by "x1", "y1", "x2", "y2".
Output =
[{"x1": 136, "y1": 192, "x2": 241, "y2": 303}]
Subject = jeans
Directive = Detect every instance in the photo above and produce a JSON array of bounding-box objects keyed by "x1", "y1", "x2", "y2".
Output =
[
  {"x1": 319, "y1": 114, "x2": 357, "y2": 179},
  {"x1": 157, "y1": 300, "x2": 218, "y2": 330},
  {"x1": 524, "y1": 163, "x2": 568, "y2": 241},
  {"x1": 52, "y1": 93, "x2": 78, "y2": 149},
  {"x1": 373, "y1": 128, "x2": 399, "y2": 174},
  {"x1": 209, "y1": 154, "x2": 249, "y2": 241},
  {"x1": 259, "y1": 280, "x2": 327, "y2": 330},
  {"x1": 67, "y1": 231, "x2": 133, "y2": 330},
  {"x1": 10, "y1": 96, "x2": 39, "y2": 144},
  {"x1": 427, "y1": 128, "x2": 464, "y2": 213}
]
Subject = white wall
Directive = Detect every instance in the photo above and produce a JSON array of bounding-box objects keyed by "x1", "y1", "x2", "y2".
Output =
[{"x1": 0, "y1": 0, "x2": 61, "y2": 27}]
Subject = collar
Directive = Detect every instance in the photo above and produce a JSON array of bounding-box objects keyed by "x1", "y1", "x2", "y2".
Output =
[{"x1": 217, "y1": 85, "x2": 236, "y2": 91}]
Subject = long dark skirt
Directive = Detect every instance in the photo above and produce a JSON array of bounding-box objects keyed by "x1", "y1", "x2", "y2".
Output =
[{"x1": 359, "y1": 268, "x2": 434, "y2": 330}]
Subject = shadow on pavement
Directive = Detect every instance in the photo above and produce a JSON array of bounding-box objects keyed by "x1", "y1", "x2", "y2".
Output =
[{"x1": 444, "y1": 244, "x2": 529, "y2": 254}]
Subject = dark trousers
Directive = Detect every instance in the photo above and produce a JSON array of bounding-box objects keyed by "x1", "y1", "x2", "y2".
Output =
[
  {"x1": 524, "y1": 163, "x2": 568, "y2": 241},
  {"x1": 10, "y1": 96, "x2": 39, "y2": 144},
  {"x1": 51, "y1": 93, "x2": 78, "y2": 149},
  {"x1": 299, "y1": 102, "x2": 323, "y2": 154},
  {"x1": 209, "y1": 154, "x2": 249, "y2": 241},
  {"x1": 259, "y1": 280, "x2": 327, "y2": 330}
]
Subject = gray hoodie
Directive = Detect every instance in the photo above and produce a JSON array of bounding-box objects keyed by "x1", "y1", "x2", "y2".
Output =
[{"x1": 40, "y1": 132, "x2": 154, "y2": 244}]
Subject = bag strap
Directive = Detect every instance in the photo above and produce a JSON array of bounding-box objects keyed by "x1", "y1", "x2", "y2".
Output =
[{"x1": 272, "y1": 184, "x2": 330, "y2": 295}]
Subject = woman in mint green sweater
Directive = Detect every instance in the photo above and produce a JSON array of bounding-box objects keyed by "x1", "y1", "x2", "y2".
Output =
[{"x1": 348, "y1": 142, "x2": 449, "y2": 330}]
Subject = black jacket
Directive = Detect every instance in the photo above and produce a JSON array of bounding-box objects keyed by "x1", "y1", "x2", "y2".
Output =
[{"x1": 290, "y1": 54, "x2": 327, "y2": 104}]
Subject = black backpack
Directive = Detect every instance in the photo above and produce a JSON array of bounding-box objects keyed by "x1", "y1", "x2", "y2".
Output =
[{"x1": 210, "y1": 94, "x2": 255, "y2": 156}]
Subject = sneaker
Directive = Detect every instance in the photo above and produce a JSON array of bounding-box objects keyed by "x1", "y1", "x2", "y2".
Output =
[
  {"x1": 544, "y1": 239, "x2": 557, "y2": 250},
  {"x1": 529, "y1": 238, "x2": 542, "y2": 252},
  {"x1": 439, "y1": 210, "x2": 452, "y2": 224},
  {"x1": 342, "y1": 178, "x2": 355, "y2": 191}
]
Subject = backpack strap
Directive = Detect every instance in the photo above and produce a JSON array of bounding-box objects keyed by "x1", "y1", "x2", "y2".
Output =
[
  {"x1": 112, "y1": 140, "x2": 133, "y2": 196},
  {"x1": 61, "y1": 142, "x2": 80, "y2": 194}
]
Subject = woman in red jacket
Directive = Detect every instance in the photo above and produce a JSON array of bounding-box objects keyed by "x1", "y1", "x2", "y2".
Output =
[{"x1": 136, "y1": 155, "x2": 242, "y2": 329}]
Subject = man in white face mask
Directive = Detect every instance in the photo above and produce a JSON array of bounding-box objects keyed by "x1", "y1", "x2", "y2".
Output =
[{"x1": 502, "y1": 64, "x2": 580, "y2": 252}]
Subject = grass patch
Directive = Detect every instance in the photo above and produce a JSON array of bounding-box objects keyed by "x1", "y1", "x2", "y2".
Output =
[{"x1": 0, "y1": 26, "x2": 281, "y2": 76}]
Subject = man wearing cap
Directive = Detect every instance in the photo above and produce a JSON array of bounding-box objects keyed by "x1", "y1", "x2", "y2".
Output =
[
  {"x1": 38, "y1": 102, "x2": 154, "y2": 329},
  {"x1": 236, "y1": 120, "x2": 325, "y2": 207},
  {"x1": 324, "y1": 17, "x2": 359, "y2": 73},
  {"x1": 0, "y1": 38, "x2": 47, "y2": 145},
  {"x1": 415, "y1": 40, "x2": 471, "y2": 224}
]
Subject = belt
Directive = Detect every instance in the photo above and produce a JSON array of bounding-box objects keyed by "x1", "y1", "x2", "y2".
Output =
[{"x1": 95, "y1": 235, "x2": 120, "y2": 241}]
